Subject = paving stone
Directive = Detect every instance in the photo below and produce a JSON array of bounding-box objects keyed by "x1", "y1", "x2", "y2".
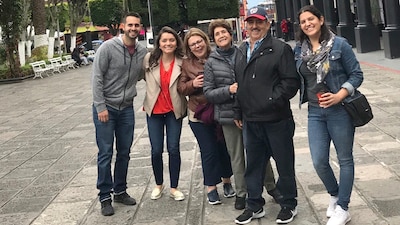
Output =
[
  {"x1": 0, "y1": 178, "x2": 34, "y2": 192},
  {"x1": 0, "y1": 196, "x2": 52, "y2": 214},
  {"x1": 32, "y1": 171, "x2": 76, "y2": 186},
  {"x1": 18, "y1": 183, "x2": 65, "y2": 198},
  {"x1": 0, "y1": 190, "x2": 19, "y2": 206},
  {"x1": 3, "y1": 168, "x2": 45, "y2": 179},
  {"x1": 0, "y1": 212, "x2": 38, "y2": 225},
  {"x1": 30, "y1": 201, "x2": 92, "y2": 225}
]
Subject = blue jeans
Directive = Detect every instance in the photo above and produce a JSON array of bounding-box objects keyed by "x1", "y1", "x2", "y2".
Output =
[
  {"x1": 93, "y1": 105, "x2": 134, "y2": 202},
  {"x1": 243, "y1": 118, "x2": 297, "y2": 212},
  {"x1": 189, "y1": 121, "x2": 233, "y2": 186},
  {"x1": 308, "y1": 105, "x2": 355, "y2": 210},
  {"x1": 147, "y1": 112, "x2": 183, "y2": 188}
]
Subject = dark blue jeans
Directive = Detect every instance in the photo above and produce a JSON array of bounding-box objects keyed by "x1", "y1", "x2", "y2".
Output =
[
  {"x1": 189, "y1": 121, "x2": 233, "y2": 186},
  {"x1": 93, "y1": 105, "x2": 134, "y2": 202},
  {"x1": 146, "y1": 112, "x2": 183, "y2": 188},
  {"x1": 243, "y1": 118, "x2": 297, "y2": 212}
]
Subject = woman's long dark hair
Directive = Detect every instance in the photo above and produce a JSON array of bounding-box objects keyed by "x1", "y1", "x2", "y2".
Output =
[
  {"x1": 296, "y1": 5, "x2": 331, "y2": 43},
  {"x1": 148, "y1": 26, "x2": 184, "y2": 70}
]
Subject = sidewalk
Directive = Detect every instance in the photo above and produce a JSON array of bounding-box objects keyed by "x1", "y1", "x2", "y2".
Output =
[{"x1": 0, "y1": 46, "x2": 399, "y2": 225}]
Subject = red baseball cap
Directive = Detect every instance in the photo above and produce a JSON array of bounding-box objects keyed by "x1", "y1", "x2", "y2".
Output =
[{"x1": 245, "y1": 6, "x2": 268, "y2": 21}]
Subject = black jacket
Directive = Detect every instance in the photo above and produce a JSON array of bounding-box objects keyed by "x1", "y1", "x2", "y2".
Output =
[
  {"x1": 203, "y1": 48, "x2": 237, "y2": 125},
  {"x1": 233, "y1": 35, "x2": 299, "y2": 122}
]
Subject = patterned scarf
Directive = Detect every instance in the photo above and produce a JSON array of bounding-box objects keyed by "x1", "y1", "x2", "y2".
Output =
[{"x1": 301, "y1": 31, "x2": 335, "y2": 83}]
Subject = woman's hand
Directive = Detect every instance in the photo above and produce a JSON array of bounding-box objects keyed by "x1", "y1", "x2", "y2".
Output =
[
  {"x1": 192, "y1": 74, "x2": 204, "y2": 88},
  {"x1": 234, "y1": 119, "x2": 243, "y2": 129},
  {"x1": 318, "y1": 88, "x2": 349, "y2": 108},
  {"x1": 229, "y1": 82, "x2": 238, "y2": 94}
]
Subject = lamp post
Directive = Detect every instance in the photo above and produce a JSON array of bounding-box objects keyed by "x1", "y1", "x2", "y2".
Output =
[
  {"x1": 85, "y1": 22, "x2": 92, "y2": 50},
  {"x1": 65, "y1": 25, "x2": 71, "y2": 53},
  {"x1": 147, "y1": 0, "x2": 153, "y2": 32},
  {"x1": 145, "y1": 0, "x2": 155, "y2": 49}
]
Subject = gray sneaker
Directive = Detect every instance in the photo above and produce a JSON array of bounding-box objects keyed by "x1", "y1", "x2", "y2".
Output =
[
  {"x1": 207, "y1": 189, "x2": 221, "y2": 205},
  {"x1": 100, "y1": 199, "x2": 114, "y2": 216},
  {"x1": 223, "y1": 183, "x2": 236, "y2": 198}
]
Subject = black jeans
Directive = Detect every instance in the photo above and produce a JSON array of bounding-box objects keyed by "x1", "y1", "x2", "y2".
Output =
[{"x1": 243, "y1": 118, "x2": 297, "y2": 212}]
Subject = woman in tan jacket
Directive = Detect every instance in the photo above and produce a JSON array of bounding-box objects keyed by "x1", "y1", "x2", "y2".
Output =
[{"x1": 143, "y1": 26, "x2": 187, "y2": 201}]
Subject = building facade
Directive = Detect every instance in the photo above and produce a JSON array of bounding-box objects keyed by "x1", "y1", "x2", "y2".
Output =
[{"x1": 274, "y1": 0, "x2": 400, "y2": 59}]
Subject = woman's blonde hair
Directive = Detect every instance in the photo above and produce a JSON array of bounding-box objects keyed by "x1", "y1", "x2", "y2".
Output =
[{"x1": 183, "y1": 28, "x2": 211, "y2": 60}]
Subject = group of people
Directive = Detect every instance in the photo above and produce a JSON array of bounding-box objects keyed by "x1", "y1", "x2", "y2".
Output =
[
  {"x1": 72, "y1": 45, "x2": 93, "y2": 66},
  {"x1": 91, "y1": 4, "x2": 364, "y2": 225}
]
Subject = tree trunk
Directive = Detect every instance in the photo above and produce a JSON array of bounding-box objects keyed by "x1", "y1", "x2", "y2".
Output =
[{"x1": 32, "y1": 0, "x2": 48, "y2": 48}]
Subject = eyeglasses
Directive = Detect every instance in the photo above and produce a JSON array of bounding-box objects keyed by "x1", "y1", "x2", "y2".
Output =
[{"x1": 189, "y1": 39, "x2": 204, "y2": 49}]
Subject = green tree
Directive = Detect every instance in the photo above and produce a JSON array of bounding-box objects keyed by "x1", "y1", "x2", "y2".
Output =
[
  {"x1": 187, "y1": 0, "x2": 239, "y2": 22},
  {"x1": 91, "y1": 0, "x2": 239, "y2": 37},
  {"x1": 129, "y1": 0, "x2": 239, "y2": 27},
  {"x1": 46, "y1": 0, "x2": 64, "y2": 58},
  {"x1": 90, "y1": 0, "x2": 123, "y2": 36},
  {"x1": 67, "y1": 0, "x2": 88, "y2": 51},
  {"x1": 19, "y1": 0, "x2": 32, "y2": 65},
  {"x1": 0, "y1": 0, "x2": 23, "y2": 78}
]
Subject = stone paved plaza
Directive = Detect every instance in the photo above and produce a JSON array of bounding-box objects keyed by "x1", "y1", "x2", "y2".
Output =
[{"x1": 0, "y1": 46, "x2": 400, "y2": 225}]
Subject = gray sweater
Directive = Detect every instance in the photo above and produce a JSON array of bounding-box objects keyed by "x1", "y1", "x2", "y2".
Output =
[{"x1": 92, "y1": 36, "x2": 147, "y2": 113}]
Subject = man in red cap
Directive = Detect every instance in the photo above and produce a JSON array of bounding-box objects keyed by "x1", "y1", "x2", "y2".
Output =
[{"x1": 233, "y1": 6, "x2": 300, "y2": 225}]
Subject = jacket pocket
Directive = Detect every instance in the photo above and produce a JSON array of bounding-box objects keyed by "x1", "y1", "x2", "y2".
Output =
[{"x1": 329, "y1": 50, "x2": 342, "y2": 61}]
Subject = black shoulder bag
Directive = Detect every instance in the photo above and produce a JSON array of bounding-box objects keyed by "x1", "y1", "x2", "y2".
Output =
[{"x1": 342, "y1": 91, "x2": 373, "y2": 127}]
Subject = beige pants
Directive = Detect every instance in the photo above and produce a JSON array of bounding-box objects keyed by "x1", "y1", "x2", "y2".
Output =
[{"x1": 222, "y1": 124, "x2": 276, "y2": 198}]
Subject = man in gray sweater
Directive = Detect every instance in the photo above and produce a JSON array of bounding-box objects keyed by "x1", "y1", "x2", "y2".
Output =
[{"x1": 91, "y1": 12, "x2": 147, "y2": 216}]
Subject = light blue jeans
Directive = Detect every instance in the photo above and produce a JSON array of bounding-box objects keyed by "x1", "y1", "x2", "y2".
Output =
[{"x1": 308, "y1": 104, "x2": 355, "y2": 210}]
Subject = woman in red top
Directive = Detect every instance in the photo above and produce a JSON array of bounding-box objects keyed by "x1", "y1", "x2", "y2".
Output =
[{"x1": 143, "y1": 26, "x2": 187, "y2": 201}]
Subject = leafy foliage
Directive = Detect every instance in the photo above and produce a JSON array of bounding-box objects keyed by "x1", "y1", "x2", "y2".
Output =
[
  {"x1": 187, "y1": 0, "x2": 239, "y2": 22},
  {"x1": 0, "y1": 0, "x2": 23, "y2": 78},
  {"x1": 90, "y1": 0, "x2": 124, "y2": 35},
  {"x1": 67, "y1": 0, "x2": 88, "y2": 36},
  {"x1": 90, "y1": 0, "x2": 239, "y2": 36}
]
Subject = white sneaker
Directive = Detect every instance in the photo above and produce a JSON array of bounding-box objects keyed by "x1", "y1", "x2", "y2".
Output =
[
  {"x1": 326, "y1": 205, "x2": 351, "y2": 225},
  {"x1": 326, "y1": 196, "x2": 338, "y2": 218}
]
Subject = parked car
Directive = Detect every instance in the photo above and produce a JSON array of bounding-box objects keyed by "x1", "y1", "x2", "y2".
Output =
[{"x1": 92, "y1": 40, "x2": 104, "y2": 52}]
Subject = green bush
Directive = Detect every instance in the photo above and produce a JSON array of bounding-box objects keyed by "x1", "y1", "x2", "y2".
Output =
[
  {"x1": 0, "y1": 63, "x2": 10, "y2": 79},
  {"x1": 0, "y1": 44, "x2": 6, "y2": 65},
  {"x1": 30, "y1": 46, "x2": 48, "y2": 62},
  {"x1": 20, "y1": 64, "x2": 33, "y2": 77},
  {"x1": 0, "y1": 63, "x2": 33, "y2": 79}
]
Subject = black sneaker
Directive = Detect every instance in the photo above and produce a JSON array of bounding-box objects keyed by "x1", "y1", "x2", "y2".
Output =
[
  {"x1": 276, "y1": 206, "x2": 297, "y2": 224},
  {"x1": 207, "y1": 189, "x2": 221, "y2": 205},
  {"x1": 223, "y1": 183, "x2": 236, "y2": 198},
  {"x1": 235, "y1": 208, "x2": 265, "y2": 224},
  {"x1": 267, "y1": 188, "x2": 283, "y2": 203},
  {"x1": 235, "y1": 196, "x2": 246, "y2": 210},
  {"x1": 113, "y1": 192, "x2": 137, "y2": 205},
  {"x1": 100, "y1": 199, "x2": 114, "y2": 216}
]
